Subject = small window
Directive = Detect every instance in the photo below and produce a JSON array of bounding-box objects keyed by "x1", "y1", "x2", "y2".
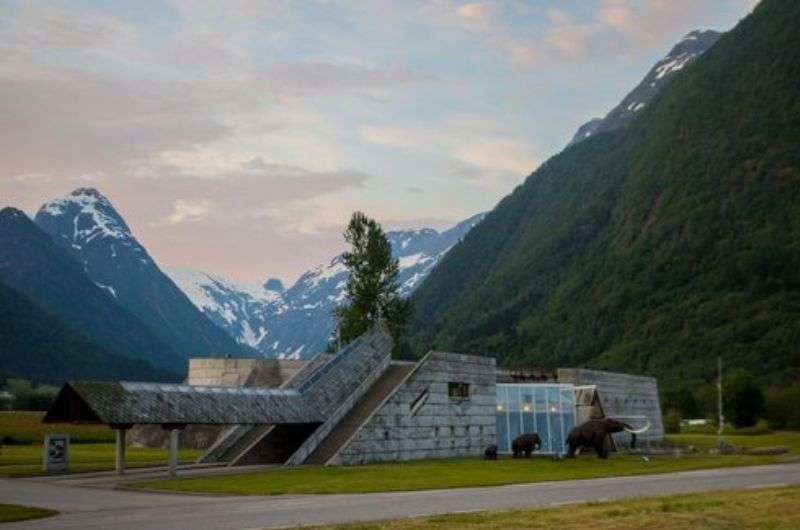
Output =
[
  {"x1": 448, "y1": 382, "x2": 470, "y2": 399},
  {"x1": 409, "y1": 388, "x2": 429, "y2": 416}
]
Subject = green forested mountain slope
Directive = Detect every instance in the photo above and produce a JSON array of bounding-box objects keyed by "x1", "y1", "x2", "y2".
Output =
[
  {"x1": 0, "y1": 280, "x2": 174, "y2": 383},
  {"x1": 408, "y1": 0, "x2": 800, "y2": 384}
]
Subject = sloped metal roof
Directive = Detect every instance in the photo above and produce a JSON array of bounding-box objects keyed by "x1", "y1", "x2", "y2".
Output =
[
  {"x1": 44, "y1": 325, "x2": 395, "y2": 426},
  {"x1": 44, "y1": 380, "x2": 322, "y2": 425}
]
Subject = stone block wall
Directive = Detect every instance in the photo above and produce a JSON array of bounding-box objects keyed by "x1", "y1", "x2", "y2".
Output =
[
  {"x1": 334, "y1": 351, "x2": 496, "y2": 465},
  {"x1": 557, "y1": 368, "x2": 664, "y2": 443},
  {"x1": 187, "y1": 358, "x2": 306, "y2": 387}
]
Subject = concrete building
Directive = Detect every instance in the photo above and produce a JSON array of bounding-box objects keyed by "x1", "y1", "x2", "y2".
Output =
[{"x1": 44, "y1": 325, "x2": 663, "y2": 472}]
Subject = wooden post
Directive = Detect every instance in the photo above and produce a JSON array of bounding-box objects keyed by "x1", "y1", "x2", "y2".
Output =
[
  {"x1": 111, "y1": 424, "x2": 132, "y2": 476},
  {"x1": 717, "y1": 355, "x2": 724, "y2": 449},
  {"x1": 162, "y1": 424, "x2": 185, "y2": 477},
  {"x1": 168, "y1": 428, "x2": 179, "y2": 476}
]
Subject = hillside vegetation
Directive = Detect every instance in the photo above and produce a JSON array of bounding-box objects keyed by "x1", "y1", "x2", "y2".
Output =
[
  {"x1": 0, "y1": 281, "x2": 172, "y2": 383},
  {"x1": 407, "y1": 0, "x2": 800, "y2": 384}
]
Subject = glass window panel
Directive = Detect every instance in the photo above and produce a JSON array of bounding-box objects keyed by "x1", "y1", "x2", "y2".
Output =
[
  {"x1": 560, "y1": 386, "x2": 576, "y2": 435},
  {"x1": 496, "y1": 410, "x2": 509, "y2": 452},
  {"x1": 495, "y1": 384, "x2": 577, "y2": 454},
  {"x1": 548, "y1": 386, "x2": 564, "y2": 455},
  {"x1": 534, "y1": 386, "x2": 550, "y2": 452},
  {"x1": 496, "y1": 386, "x2": 509, "y2": 452},
  {"x1": 507, "y1": 386, "x2": 521, "y2": 411},
  {"x1": 522, "y1": 407, "x2": 535, "y2": 435},
  {"x1": 508, "y1": 409, "x2": 522, "y2": 442}
]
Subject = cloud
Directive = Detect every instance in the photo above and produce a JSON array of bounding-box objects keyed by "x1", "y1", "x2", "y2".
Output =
[
  {"x1": 359, "y1": 121, "x2": 538, "y2": 192},
  {"x1": 0, "y1": 0, "x2": 757, "y2": 282},
  {"x1": 453, "y1": 139, "x2": 539, "y2": 175},
  {"x1": 455, "y1": 2, "x2": 496, "y2": 31},
  {"x1": 165, "y1": 199, "x2": 213, "y2": 225}
]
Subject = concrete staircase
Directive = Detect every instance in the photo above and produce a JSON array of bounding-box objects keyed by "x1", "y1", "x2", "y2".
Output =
[{"x1": 303, "y1": 363, "x2": 415, "y2": 465}]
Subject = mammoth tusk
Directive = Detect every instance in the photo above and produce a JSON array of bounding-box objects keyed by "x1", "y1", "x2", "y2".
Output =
[{"x1": 624, "y1": 420, "x2": 651, "y2": 434}]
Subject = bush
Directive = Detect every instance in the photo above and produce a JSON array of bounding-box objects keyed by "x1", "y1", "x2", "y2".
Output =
[
  {"x1": 723, "y1": 370, "x2": 765, "y2": 428},
  {"x1": 730, "y1": 419, "x2": 772, "y2": 435},
  {"x1": 662, "y1": 384, "x2": 701, "y2": 418},
  {"x1": 664, "y1": 409, "x2": 682, "y2": 434},
  {"x1": 765, "y1": 384, "x2": 800, "y2": 430}
]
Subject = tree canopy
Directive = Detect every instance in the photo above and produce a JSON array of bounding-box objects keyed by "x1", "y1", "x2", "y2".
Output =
[{"x1": 335, "y1": 212, "x2": 411, "y2": 346}]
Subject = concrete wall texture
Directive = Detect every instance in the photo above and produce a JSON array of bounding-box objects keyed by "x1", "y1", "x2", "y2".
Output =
[
  {"x1": 334, "y1": 352, "x2": 496, "y2": 465},
  {"x1": 558, "y1": 368, "x2": 664, "y2": 443}
]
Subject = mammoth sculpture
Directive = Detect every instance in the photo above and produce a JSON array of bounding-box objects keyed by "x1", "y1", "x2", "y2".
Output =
[
  {"x1": 511, "y1": 433, "x2": 541, "y2": 458},
  {"x1": 484, "y1": 444, "x2": 498, "y2": 460},
  {"x1": 565, "y1": 418, "x2": 650, "y2": 459}
]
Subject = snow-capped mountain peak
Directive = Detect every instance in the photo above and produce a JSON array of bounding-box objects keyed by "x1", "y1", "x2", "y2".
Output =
[
  {"x1": 33, "y1": 188, "x2": 252, "y2": 363},
  {"x1": 168, "y1": 212, "x2": 487, "y2": 359},
  {"x1": 38, "y1": 187, "x2": 132, "y2": 247}
]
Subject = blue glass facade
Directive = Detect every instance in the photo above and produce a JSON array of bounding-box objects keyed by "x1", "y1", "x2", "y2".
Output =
[{"x1": 495, "y1": 384, "x2": 576, "y2": 455}]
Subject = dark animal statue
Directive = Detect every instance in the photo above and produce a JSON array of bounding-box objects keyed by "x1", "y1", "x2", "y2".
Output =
[
  {"x1": 484, "y1": 444, "x2": 498, "y2": 460},
  {"x1": 566, "y1": 418, "x2": 650, "y2": 459},
  {"x1": 511, "y1": 433, "x2": 541, "y2": 458}
]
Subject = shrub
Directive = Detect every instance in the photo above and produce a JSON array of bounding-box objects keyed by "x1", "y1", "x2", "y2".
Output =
[
  {"x1": 723, "y1": 370, "x2": 765, "y2": 428},
  {"x1": 765, "y1": 384, "x2": 800, "y2": 430},
  {"x1": 731, "y1": 419, "x2": 772, "y2": 435},
  {"x1": 664, "y1": 410, "x2": 682, "y2": 434}
]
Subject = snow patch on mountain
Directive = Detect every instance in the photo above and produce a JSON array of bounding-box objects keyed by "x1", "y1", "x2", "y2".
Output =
[
  {"x1": 568, "y1": 30, "x2": 721, "y2": 147},
  {"x1": 169, "y1": 212, "x2": 487, "y2": 359},
  {"x1": 39, "y1": 188, "x2": 131, "y2": 247}
]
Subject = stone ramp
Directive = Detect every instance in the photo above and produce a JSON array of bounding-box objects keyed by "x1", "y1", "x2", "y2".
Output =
[
  {"x1": 199, "y1": 354, "x2": 333, "y2": 464},
  {"x1": 303, "y1": 363, "x2": 415, "y2": 465}
]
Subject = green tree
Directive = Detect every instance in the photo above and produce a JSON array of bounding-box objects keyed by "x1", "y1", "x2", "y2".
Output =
[
  {"x1": 724, "y1": 370, "x2": 765, "y2": 428},
  {"x1": 662, "y1": 383, "x2": 701, "y2": 418},
  {"x1": 334, "y1": 212, "x2": 411, "y2": 346},
  {"x1": 764, "y1": 383, "x2": 800, "y2": 430},
  {"x1": 663, "y1": 409, "x2": 682, "y2": 434}
]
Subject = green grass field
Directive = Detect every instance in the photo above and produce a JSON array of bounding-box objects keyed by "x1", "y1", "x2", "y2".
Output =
[
  {"x1": 0, "y1": 412, "x2": 202, "y2": 477},
  {"x1": 304, "y1": 485, "x2": 800, "y2": 530},
  {"x1": 0, "y1": 443, "x2": 202, "y2": 477},
  {"x1": 0, "y1": 503, "x2": 58, "y2": 524},
  {"x1": 132, "y1": 432, "x2": 800, "y2": 496},
  {"x1": 0, "y1": 411, "x2": 114, "y2": 444}
]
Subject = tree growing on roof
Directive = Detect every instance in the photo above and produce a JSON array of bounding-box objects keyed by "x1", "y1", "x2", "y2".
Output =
[{"x1": 334, "y1": 212, "x2": 411, "y2": 347}]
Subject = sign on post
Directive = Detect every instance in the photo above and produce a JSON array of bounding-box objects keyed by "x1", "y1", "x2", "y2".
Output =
[{"x1": 43, "y1": 433, "x2": 69, "y2": 473}]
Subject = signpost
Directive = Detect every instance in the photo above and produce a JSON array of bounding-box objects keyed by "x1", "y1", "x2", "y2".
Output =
[{"x1": 43, "y1": 433, "x2": 69, "y2": 473}]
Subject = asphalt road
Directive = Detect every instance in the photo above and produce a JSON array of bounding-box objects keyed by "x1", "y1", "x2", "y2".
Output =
[{"x1": 1, "y1": 463, "x2": 798, "y2": 530}]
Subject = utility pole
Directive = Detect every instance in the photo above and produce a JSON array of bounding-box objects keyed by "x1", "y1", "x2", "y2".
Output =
[{"x1": 717, "y1": 355, "x2": 724, "y2": 449}]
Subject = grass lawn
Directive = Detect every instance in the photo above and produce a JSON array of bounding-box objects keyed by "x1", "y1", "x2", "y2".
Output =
[
  {"x1": 0, "y1": 503, "x2": 58, "y2": 524},
  {"x1": 132, "y1": 432, "x2": 799, "y2": 496},
  {"x1": 0, "y1": 412, "x2": 114, "y2": 444},
  {"x1": 0, "y1": 443, "x2": 201, "y2": 477},
  {"x1": 0, "y1": 412, "x2": 201, "y2": 477},
  {"x1": 303, "y1": 485, "x2": 800, "y2": 530}
]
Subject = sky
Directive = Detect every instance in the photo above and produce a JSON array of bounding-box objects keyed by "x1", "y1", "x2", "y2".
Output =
[{"x1": 0, "y1": 0, "x2": 759, "y2": 285}]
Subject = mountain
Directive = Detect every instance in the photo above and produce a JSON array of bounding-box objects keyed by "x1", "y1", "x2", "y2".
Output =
[
  {"x1": 407, "y1": 0, "x2": 800, "y2": 384},
  {"x1": 568, "y1": 30, "x2": 721, "y2": 146},
  {"x1": 0, "y1": 279, "x2": 173, "y2": 383},
  {"x1": 0, "y1": 207, "x2": 182, "y2": 374},
  {"x1": 165, "y1": 268, "x2": 287, "y2": 352},
  {"x1": 34, "y1": 188, "x2": 252, "y2": 365},
  {"x1": 167, "y1": 212, "x2": 486, "y2": 358}
]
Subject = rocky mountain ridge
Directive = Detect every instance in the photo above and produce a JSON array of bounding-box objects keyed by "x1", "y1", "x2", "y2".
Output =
[
  {"x1": 568, "y1": 30, "x2": 721, "y2": 146},
  {"x1": 167, "y1": 212, "x2": 486, "y2": 358}
]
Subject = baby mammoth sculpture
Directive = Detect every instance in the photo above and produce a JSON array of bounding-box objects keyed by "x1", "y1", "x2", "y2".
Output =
[
  {"x1": 566, "y1": 418, "x2": 650, "y2": 459},
  {"x1": 511, "y1": 433, "x2": 541, "y2": 458},
  {"x1": 484, "y1": 444, "x2": 498, "y2": 460}
]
